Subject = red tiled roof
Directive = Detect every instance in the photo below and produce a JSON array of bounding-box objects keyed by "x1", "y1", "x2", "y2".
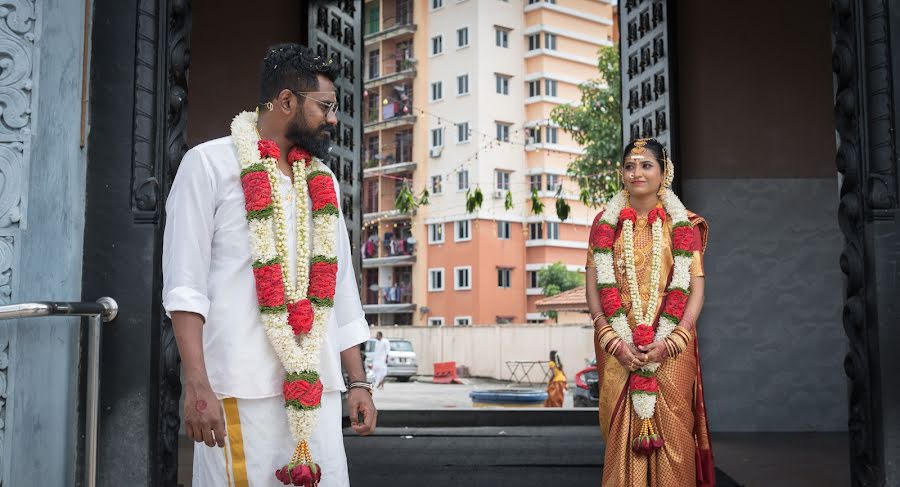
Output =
[{"x1": 535, "y1": 286, "x2": 588, "y2": 312}]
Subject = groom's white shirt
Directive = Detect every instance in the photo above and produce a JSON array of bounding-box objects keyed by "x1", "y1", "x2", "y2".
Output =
[{"x1": 162, "y1": 136, "x2": 369, "y2": 399}]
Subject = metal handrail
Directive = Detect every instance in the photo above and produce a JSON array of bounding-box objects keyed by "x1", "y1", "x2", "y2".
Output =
[{"x1": 0, "y1": 297, "x2": 118, "y2": 487}]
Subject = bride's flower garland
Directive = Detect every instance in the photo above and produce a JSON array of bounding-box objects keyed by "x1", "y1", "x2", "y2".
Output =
[
  {"x1": 589, "y1": 189, "x2": 694, "y2": 455},
  {"x1": 232, "y1": 111, "x2": 339, "y2": 486}
]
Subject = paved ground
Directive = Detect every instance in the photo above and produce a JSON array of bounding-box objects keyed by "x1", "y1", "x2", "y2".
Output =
[{"x1": 372, "y1": 376, "x2": 576, "y2": 409}]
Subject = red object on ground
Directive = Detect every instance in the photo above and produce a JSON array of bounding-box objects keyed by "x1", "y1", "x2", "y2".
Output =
[{"x1": 433, "y1": 361, "x2": 463, "y2": 384}]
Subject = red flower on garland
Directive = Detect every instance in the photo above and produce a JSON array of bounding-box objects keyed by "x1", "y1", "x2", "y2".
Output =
[
  {"x1": 253, "y1": 264, "x2": 285, "y2": 308},
  {"x1": 663, "y1": 289, "x2": 688, "y2": 319},
  {"x1": 590, "y1": 223, "x2": 615, "y2": 249},
  {"x1": 632, "y1": 324, "x2": 655, "y2": 347},
  {"x1": 308, "y1": 174, "x2": 338, "y2": 211},
  {"x1": 599, "y1": 287, "x2": 622, "y2": 317},
  {"x1": 673, "y1": 226, "x2": 694, "y2": 251},
  {"x1": 258, "y1": 139, "x2": 280, "y2": 159},
  {"x1": 288, "y1": 146, "x2": 312, "y2": 167},
  {"x1": 300, "y1": 379, "x2": 324, "y2": 407},
  {"x1": 619, "y1": 207, "x2": 638, "y2": 227},
  {"x1": 647, "y1": 207, "x2": 667, "y2": 225},
  {"x1": 241, "y1": 171, "x2": 272, "y2": 212},
  {"x1": 309, "y1": 261, "x2": 338, "y2": 299},
  {"x1": 288, "y1": 299, "x2": 314, "y2": 335},
  {"x1": 630, "y1": 374, "x2": 659, "y2": 393},
  {"x1": 283, "y1": 378, "x2": 324, "y2": 407}
]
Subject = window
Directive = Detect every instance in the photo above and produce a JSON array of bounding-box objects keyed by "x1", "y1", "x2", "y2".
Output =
[
  {"x1": 528, "y1": 270, "x2": 540, "y2": 288},
  {"x1": 495, "y1": 27, "x2": 510, "y2": 48},
  {"x1": 547, "y1": 126, "x2": 559, "y2": 144},
  {"x1": 527, "y1": 34, "x2": 541, "y2": 51},
  {"x1": 428, "y1": 317, "x2": 445, "y2": 326},
  {"x1": 428, "y1": 268, "x2": 445, "y2": 291},
  {"x1": 367, "y1": 49, "x2": 380, "y2": 79},
  {"x1": 528, "y1": 80, "x2": 541, "y2": 97},
  {"x1": 528, "y1": 127, "x2": 542, "y2": 144},
  {"x1": 547, "y1": 222, "x2": 559, "y2": 240},
  {"x1": 429, "y1": 223, "x2": 444, "y2": 244},
  {"x1": 495, "y1": 74, "x2": 510, "y2": 95},
  {"x1": 432, "y1": 175, "x2": 443, "y2": 194},
  {"x1": 457, "y1": 121, "x2": 470, "y2": 143},
  {"x1": 454, "y1": 266, "x2": 472, "y2": 290},
  {"x1": 498, "y1": 268, "x2": 512, "y2": 288},
  {"x1": 454, "y1": 317, "x2": 471, "y2": 326},
  {"x1": 545, "y1": 79, "x2": 558, "y2": 97},
  {"x1": 545, "y1": 33, "x2": 558, "y2": 50},
  {"x1": 530, "y1": 174, "x2": 542, "y2": 191},
  {"x1": 430, "y1": 81, "x2": 443, "y2": 101},
  {"x1": 457, "y1": 27, "x2": 469, "y2": 48},
  {"x1": 495, "y1": 170, "x2": 510, "y2": 191},
  {"x1": 495, "y1": 122, "x2": 511, "y2": 142},
  {"x1": 431, "y1": 0, "x2": 444, "y2": 10},
  {"x1": 546, "y1": 174, "x2": 560, "y2": 191},
  {"x1": 431, "y1": 35, "x2": 443, "y2": 55},
  {"x1": 457, "y1": 74, "x2": 469, "y2": 95},
  {"x1": 497, "y1": 221, "x2": 511, "y2": 239},
  {"x1": 528, "y1": 222, "x2": 543, "y2": 240},
  {"x1": 455, "y1": 219, "x2": 471, "y2": 241},
  {"x1": 431, "y1": 128, "x2": 444, "y2": 148},
  {"x1": 458, "y1": 169, "x2": 469, "y2": 190}
]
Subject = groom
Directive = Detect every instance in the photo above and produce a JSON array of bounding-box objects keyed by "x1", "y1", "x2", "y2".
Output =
[{"x1": 163, "y1": 43, "x2": 376, "y2": 486}]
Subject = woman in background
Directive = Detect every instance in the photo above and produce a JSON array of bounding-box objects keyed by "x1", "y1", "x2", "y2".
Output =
[{"x1": 544, "y1": 350, "x2": 567, "y2": 407}]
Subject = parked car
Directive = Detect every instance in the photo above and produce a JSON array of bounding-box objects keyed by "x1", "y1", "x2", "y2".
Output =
[
  {"x1": 364, "y1": 338, "x2": 418, "y2": 382},
  {"x1": 573, "y1": 360, "x2": 599, "y2": 407}
]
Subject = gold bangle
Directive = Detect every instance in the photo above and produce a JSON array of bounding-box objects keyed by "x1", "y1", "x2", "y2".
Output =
[{"x1": 592, "y1": 313, "x2": 605, "y2": 325}]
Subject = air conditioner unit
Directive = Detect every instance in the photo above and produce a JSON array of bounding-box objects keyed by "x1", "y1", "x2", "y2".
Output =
[
  {"x1": 493, "y1": 190, "x2": 504, "y2": 199},
  {"x1": 429, "y1": 146, "x2": 443, "y2": 158}
]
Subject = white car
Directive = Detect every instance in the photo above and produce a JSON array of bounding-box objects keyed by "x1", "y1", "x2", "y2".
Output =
[{"x1": 364, "y1": 338, "x2": 417, "y2": 382}]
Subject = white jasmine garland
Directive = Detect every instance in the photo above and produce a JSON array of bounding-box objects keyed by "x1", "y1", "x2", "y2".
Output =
[
  {"x1": 231, "y1": 110, "x2": 338, "y2": 464},
  {"x1": 592, "y1": 188, "x2": 692, "y2": 422}
]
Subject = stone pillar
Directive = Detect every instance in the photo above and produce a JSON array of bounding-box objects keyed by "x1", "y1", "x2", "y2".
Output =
[{"x1": 832, "y1": 0, "x2": 900, "y2": 485}]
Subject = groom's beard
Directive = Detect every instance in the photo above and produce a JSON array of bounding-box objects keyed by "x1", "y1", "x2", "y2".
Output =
[{"x1": 286, "y1": 114, "x2": 335, "y2": 160}]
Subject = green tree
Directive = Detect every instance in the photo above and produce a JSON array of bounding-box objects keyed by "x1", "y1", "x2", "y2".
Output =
[
  {"x1": 550, "y1": 45, "x2": 622, "y2": 207},
  {"x1": 539, "y1": 262, "x2": 585, "y2": 323}
]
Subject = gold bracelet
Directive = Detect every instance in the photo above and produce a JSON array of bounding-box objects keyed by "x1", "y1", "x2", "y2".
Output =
[
  {"x1": 608, "y1": 338, "x2": 623, "y2": 356},
  {"x1": 597, "y1": 326, "x2": 616, "y2": 349},
  {"x1": 592, "y1": 313, "x2": 605, "y2": 325}
]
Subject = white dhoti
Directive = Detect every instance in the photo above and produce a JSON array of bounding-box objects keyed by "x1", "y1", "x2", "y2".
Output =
[
  {"x1": 193, "y1": 391, "x2": 349, "y2": 487},
  {"x1": 371, "y1": 362, "x2": 387, "y2": 384}
]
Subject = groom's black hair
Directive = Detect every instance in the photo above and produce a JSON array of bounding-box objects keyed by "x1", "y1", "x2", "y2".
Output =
[{"x1": 258, "y1": 43, "x2": 340, "y2": 105}]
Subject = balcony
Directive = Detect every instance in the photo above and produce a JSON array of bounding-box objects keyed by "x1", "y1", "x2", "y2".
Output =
[
  {"x1": 365, "y1": 57, "x2": 417, "y2": 90},
  {"x1": 364, "y1": 10, "x2": 416, "y2": 47},
  {"x1": 363, "y1": 209, "x2": 411, "y2": 225},
  {"x1": 364, "y1": 135, "x2": 415, "y2": 177},
  {"x1": 363, "y1": 228, "x2": 416, "y2": 268}
]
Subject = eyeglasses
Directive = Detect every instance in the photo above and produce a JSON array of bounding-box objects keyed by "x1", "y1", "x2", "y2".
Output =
[{"x1": 292, "y1": 91, "x2": 339, "y2": 116}]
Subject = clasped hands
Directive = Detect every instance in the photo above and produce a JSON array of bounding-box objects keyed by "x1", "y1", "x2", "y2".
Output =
[{"x1": 613, "y1": 341, "x2": 669, "y2": 372}]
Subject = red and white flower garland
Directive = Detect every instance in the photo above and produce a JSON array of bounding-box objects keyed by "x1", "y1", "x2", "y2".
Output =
[
  {"x1": 232, "y1": 111, "x2": 340, "y2": 486},
  {"x1": 589, "y1": 189, "x2": 694, "y2": 454}
]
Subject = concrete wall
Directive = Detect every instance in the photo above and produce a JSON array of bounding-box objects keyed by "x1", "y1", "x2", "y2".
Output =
[
  {"x1": 370, "y1": 324, "x2": 595, "y2": 382},
  {"x1": 675, "y1": 0, "x2": 845, "y2": 431},
  {"x1": 2, "y1": 0, "x2": 89, "y2": 485}
]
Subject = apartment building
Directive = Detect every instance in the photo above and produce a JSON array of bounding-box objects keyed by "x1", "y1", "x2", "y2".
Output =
[{"x1": 362, "y1": 0, "x2": 616, "y2": 326}]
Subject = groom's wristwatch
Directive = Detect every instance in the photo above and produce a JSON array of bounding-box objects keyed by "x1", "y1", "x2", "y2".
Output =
[{"x1": 348, "y1": 381, "x2": 374, "y2": 395}]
